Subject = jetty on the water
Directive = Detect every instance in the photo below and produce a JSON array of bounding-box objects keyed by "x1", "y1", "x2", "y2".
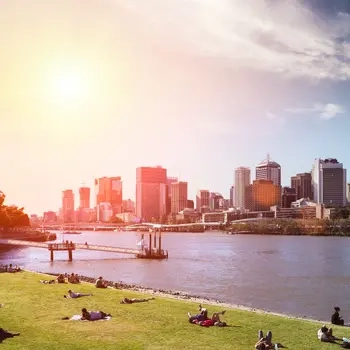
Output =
[{"x1": 0, "y1": 230, "x2": 168, "y2": 262}]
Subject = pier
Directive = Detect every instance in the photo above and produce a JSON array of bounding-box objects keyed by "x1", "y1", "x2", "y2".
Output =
[{"x1": 0, "y1": 230, "x2": 168, "y2": 261}]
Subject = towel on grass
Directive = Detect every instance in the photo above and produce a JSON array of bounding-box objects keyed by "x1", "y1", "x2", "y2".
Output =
[{"x1": 70, "y1": 315, "x2": 112, "y2": 321}]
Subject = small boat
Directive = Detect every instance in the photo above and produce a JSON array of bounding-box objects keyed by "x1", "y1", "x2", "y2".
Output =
[{"x1": 63, "y1": 231, "x2": 82, "y2": 235}]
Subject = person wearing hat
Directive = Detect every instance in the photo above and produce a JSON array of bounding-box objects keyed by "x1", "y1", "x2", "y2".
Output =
[{"x1": 331, "y1": 306, "x2": 344, "y2": 326}]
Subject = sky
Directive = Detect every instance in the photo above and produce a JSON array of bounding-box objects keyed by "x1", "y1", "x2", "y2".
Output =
[{"x1": 1, "y1": 0, "x2": 350, "y2": 215}]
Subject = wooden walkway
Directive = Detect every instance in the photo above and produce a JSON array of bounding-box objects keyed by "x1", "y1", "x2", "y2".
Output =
[{"x1": 0, "y1": 239, "x2": 139, "y2": 255}]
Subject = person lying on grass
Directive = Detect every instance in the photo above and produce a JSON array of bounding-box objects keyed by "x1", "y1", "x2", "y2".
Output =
[
  {"x1": 198, "y1": 310, "x2": 226, "y2": 327},
  {"x1": 255, "y1": 330, "x2": 284, "y2": 349},
  {"x1": 188, "y1": 305, "x2": 226, "y2": 327},
  {"x1": 64, "y1": 290, "x2": 92, "y2": 299},
  {"x1": 40, "y1": 279, "x2": 55, "y2": 284},
  {"x1": 120, "y1": 297, "x2": 155, "y2": 304},
  {"x1": 188, "y1": 304, "x2": 209, "y2": 323},
  {"x1": 81, "y1": 308, "x2": 111, "y2": 321}
]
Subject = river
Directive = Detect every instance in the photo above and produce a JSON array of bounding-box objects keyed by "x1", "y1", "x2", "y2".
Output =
[{"x1": 1, "y1": 230, "x2": 349, "y2": 322}]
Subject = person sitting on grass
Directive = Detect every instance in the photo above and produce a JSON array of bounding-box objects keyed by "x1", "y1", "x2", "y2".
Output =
[
  {"x1": 57, "y1": 274, "x2": 65, "y2": 283},
  {"x1": 331, "y1": 306, "x2": 345, "y2": 326},
  {"x1": 317, "y1": 325, "x2": 341, "y2": 343},
  {"x1": 64, "y1": 290, "x2": 92, "y2": 299},
  {"x1": 120, "y1": 297, "x2": 155, "y2": 304},
  {"x1": 95, "y1": 276, "x2": 108, "y2": 289},
  {"x1": 81, "y1": 308, "x2": 111, "y2": 321},
  {"x1": 68, "y1": 273, "x2": 77, "y2": 284}
]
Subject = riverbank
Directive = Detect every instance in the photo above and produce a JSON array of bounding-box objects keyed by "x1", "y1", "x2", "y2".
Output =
[
  {"x1": 1, "y1": 271, "x2": 349, "y2": 349},
  {"x1": 40, "y1": 271, "x2": 325, "y2": 323}
]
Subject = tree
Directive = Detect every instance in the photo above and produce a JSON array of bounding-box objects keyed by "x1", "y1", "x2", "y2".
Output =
[{"x1": 0, "y1": 192, "x2": 30, "y2": 228}]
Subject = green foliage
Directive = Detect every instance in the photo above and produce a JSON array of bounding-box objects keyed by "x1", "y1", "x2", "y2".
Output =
[
  {"x1": 0, "y1": 271, "x2": 349, "y2": 349},
  {"x1": 0, "y1": 191, "x2": 30, "y2": 227}
]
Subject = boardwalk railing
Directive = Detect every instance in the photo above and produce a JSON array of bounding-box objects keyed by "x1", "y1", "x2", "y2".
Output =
[
  {"x1": 75, "y1": 243, "x2": 139, "y2": 255},
  {"x1": 0, "y1": 239, "x2": 140, "y2": 255},
  {"x1": 0, "y1": 239, "x2": 47, "y2": 248}
]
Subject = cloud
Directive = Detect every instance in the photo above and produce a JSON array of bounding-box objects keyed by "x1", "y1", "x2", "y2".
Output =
[
  {"x1": 114, "y1": 0, "x2": 350, "y2": 80},
  {"x1": 285, "y1": 103, "x2": 345, "y2": 120},
  {"x1": 266, "y1": 111, "x2": 286, "y2": 125}
]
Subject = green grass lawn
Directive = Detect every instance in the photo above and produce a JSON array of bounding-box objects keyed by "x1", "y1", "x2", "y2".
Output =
[{"x1": 0, "y1": 271, "x2": 349, "y2": 349}]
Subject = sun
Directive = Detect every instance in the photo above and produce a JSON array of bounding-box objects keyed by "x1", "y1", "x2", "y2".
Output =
[{"x1": 52, "y1": 72, "x2": 86, "y2": 102}]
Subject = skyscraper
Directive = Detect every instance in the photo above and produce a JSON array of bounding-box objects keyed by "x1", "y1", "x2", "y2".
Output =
[
  {"x1": 312, "y1": 158, "x2": 347, "y2": 206},
  {"x1": 79, "y1": 187, "x2": 90, "y2": 209},
  {"x1": 62, "y1": 189, "x2": 75, "y2": 223},
  {"x1": 196, "y1": 190, "x2": 210, "y2": 213},
  {"x1": 209, "y1": 192, "x2": 224, "y2": 211},
  {"x1": 255, "y1": 154, "x2": 281, "y2": 186},
  {"x1": 166, "y1": 177, "x2": 178, "y2": 214},
  {"x1": 235, "y1": 167, "x2": 251, "y2": 209},
  {"x1": 245, "y1": 180, "x2": 281, "y2": 211},
  {"x1": 170, "y1": 181, "x2": 188, "y2": 214},
  {"x1": 136, "y1": 166, "x2": 167, "y2": 221},
  {"x1": 95, "y1": 177, "x2": 123, "y2": 215},
  {"x1": 291, "y1": 173, "x2": 312, "y2": 200}
]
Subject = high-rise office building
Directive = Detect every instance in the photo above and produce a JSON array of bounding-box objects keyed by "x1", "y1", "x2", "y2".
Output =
[
  {"x1": 170, "y1": 181, "x2": 188, "y2": 214},
  {"x1": 347, "y1": 183, "x2": 350, "y2": 204},
  {"x1": 62, "y1": 189, "x2": 75, "y2": 223},
  {"x1": 209, "y1": 192, "x2": 224, "y2": 211},
  {"x1": 312, "y1": 158, "x2": 347, "y2": 206},
  {"x1": 95, "y1": 177, "x2": 123, "y2": 215},
  {"x1": 136, "y1": 166, "x2": 167, "y2": 221},
  {"x1": 166, "y1": 177, "x2": 178, "y2": 214},
  {"x1": 79, "y1": 187, "x2": 90, "y2": 209},
  {"x1": 281, "y1": 187, "x2": 297, "y2": 208},
  {"x1": 196, "y1": 190, "x2": 210, "y2": 213},
  {"x1": 291, "y1": 172, "x2": 312, "y2": 200},
  {"x1": 235, "y1": 167, "x2": 251, "y2": 209},
  {"x1": 256, "y1": 154, "x2": 281, "y2": 186},
  {"x1": 245, "y1": 180, "x2": 281, "y2": 212}
]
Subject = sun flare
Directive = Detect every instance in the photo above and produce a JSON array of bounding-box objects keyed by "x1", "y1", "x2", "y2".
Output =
[{"x1": 52, "y1": 72, "x2": 86, "y2": 102}]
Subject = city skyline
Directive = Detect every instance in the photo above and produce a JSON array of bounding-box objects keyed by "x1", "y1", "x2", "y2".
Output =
[
  {"x1": 36, "y1": 156, "x2": 348, "y2": 217},
  {"x1": 1, "y1": 0, "x2": 350, "y2": 214}
]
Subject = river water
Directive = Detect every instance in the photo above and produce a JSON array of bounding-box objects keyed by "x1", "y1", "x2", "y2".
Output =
[{"x1": 1, "y1": 230, "x2": 349, "y2": 322}]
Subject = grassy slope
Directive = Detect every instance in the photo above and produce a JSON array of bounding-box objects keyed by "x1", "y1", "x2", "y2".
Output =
[{"x1": 0, "y1": 272, "x2": 349, "y2": 350}]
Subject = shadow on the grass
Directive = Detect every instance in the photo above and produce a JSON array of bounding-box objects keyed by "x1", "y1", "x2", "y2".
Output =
[{"x1": 0, "y1": 328, "x2": 20, "y2": 344}]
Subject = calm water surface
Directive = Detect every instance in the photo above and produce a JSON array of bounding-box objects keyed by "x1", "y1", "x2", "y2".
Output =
[{"x1": 1, "y1": 231, "x2": 349, "y2": 321}]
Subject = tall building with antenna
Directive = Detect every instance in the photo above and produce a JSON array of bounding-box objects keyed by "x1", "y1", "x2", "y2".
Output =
[{"x1": 255, "y1": 154, "x2": 281, "y2": 186}]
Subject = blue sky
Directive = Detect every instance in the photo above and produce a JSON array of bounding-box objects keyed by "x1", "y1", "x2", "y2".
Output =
[{"x1": 0, "y1": 0, "x2": 350, "y2": 214}]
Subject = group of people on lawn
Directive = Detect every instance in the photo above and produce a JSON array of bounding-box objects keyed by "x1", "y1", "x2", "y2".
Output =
[
  {"x1": 0, "y1": 264, "x2": 21, "y2": 273},
  {"x1": 49, "y1": 273, "x2": 350, "y2": 348}
]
